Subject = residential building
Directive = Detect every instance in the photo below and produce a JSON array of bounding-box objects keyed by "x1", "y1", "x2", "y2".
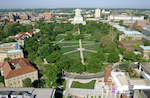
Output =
[
  {"x1": 102, "y1": 9, "x2": 110, "y2": 14},
  {"x1": 0, "y1": 58, "x2": 38, "y2": 87},
  {"x1": 118, "y1": 40, "x2": 143, "y2": 52},
  {"x1": 0, "y1": 42, "x2": 24, "y2": 62},
  {"x1": 95, "y1": 9, "x2": 101, "y2": 18},
  {"x1": 44, "y1": 12, "x2": 53, "y2": 19}
]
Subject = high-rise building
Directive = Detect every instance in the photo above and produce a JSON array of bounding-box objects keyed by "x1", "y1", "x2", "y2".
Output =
[
  {"x1": 75, "y1": 9, "x2": 81, "y2": 16},
  {"x1": 9, "y1": 14, "x2": 15, "y2": 22},
  {"x1": 95, "y1": 9, "x2": 101, "y2": 18},
  {"x1": 44, "y1": 12, "x2": 53, "y2": 19}
]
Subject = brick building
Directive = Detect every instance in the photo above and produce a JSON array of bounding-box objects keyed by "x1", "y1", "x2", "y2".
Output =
[
  {"x1": 44, "y1": 12, "x2": 53, "y2": 19},
  {"x1": 118, "y1": 40, "x2": 143, "y2": 52},
  {"x1": 0, "y1": 58, "x2": 38, "y2": 87},
  {"x1": 19, "y1": 14, "x2": 29, "y2": 20}
]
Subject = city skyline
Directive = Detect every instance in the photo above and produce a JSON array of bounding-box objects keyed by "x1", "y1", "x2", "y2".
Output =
[{"x1": 0, "y1": 0, "x2": 150, "y2": 9}]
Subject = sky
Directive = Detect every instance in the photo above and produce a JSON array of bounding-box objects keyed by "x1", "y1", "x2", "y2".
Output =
[{"x1": 0, "y1": 0, "x2": 150, "y2": 9}]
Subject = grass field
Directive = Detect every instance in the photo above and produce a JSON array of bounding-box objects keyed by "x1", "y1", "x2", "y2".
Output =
[
  {"x1": 65, "y1": 51, "x2": 80, "y2": 59},
  {"x1": 55, "y1": 35, "x2": 66, "y2": 41},
  {"x1": 71, "y1": 80, "x2": 96, "y2": 89},
  {"x1": 60, "y1": 47, "x2": 77, "y2": 53}
]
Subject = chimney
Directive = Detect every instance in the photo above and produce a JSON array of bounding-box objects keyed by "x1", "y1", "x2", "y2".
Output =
[
  {"x1": 131, "y1": 11, "x2": 133, "y2": 21},
  {"x1": 113, "y1": 11, "x2": 115, "y2": 21},
  {"x1": 117, "y1": 68, "x2": 120, "y2": 72},
  {"x1": 104, "y1": 65, "x2": 112, "y2": 82}
]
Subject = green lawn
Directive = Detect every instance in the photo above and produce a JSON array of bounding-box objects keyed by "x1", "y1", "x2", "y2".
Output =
[
  {"x1": 55, "y1": 35, "x2": 65, "y2": 41},
  {"x1": 60, "y1": 47, "x2": 77, "y2": 53},
  {"x1": 85, "y1": 44, "x2": 103, "y2": 51},
  {"x1": 65, "y1": 30, "x2": 76, "y2": 34},
  {"x1": 71, "y1": 80, "x2": 96, "y2": 89},
  {"x1": 82, "y1": 36, "x2": 94, "y2": 41},
  {"x1": 65, "y1": 51, "x2": 80, "y2": 59}
]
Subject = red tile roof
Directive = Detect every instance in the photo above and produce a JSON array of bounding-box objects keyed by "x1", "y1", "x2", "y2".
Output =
[
  {"x1": 28, "y1": 30, "x2": 34, "y2": 35},
  {"x1": 0, "y1": 58, "x2": 37, "y2": 79}
]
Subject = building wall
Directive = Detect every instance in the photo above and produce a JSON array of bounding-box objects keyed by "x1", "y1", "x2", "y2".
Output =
[
  {"x1": 95, "y1": 9, "x2": 101, "y2": 18},
  {"x1": 138, "y1": 47, "x2": 149, "y2": 59},
  {"x1": 5, "y1": 71, "x2": 38, "y2": 87},
  {"x1": 125, "y1": 48, "x2": 135, "y2": 52},
  {"x1": 135, "y1": 21, "x2": 147, "y2": 27},
  {"x1": 74, "y1": 17, "x2": 83, "y2": 21},
  {"x1": 44, "y1": 13, "x2": 53, "y2": 19},
  {"x1": 7, "y1": 52, "x2": 24, "y2": 60},
  {"x1": 75, "y1": 9, "x2": 81, "y2": 16},
  {"x1": 0, "y1": 52, "x2": 7, "y2": 62}
]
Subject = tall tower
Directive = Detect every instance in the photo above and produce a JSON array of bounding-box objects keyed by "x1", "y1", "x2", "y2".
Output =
[
  {"x1": 95, "y1": 9, "x2": 101, "y2": 18},
  {"x1": 75, "y1": 9, "x2": 81, "y2": 16}
]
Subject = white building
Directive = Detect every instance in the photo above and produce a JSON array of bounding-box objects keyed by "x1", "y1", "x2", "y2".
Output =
[
  {"x1": 95, "y1": 9, "x2": 101, "y2": 18},
  {"x1": 108, "y1": 15, "x2": 144, "y2": 21},
  {"x1": 71, "y1": 9, "x2": 86, "y2": 25},
  {"x1": 102, "y1": 9, "x2": 110, "y2": 14},
  {"x1": 75, "y1": 9, "x2": 81, "y2": 16}
]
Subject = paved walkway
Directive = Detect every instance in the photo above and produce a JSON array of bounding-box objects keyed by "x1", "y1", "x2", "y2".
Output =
[
  {"x1": 85, "y1": 49, "x2": 98, "y2": 53},
  {"x1": 63, "y1": 50, "x2": 78, "y2": 55},
  {"x1": 79, "y1": 39, "x2": 85, "y2": 65}
]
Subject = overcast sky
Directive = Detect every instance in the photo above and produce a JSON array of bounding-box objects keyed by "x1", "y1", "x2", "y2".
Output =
[{"x1": 0, "y1": 0, "x2": 150, "y2": 9}]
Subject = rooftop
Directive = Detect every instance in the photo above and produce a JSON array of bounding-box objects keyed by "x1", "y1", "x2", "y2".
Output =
[
  {"x1": 0, "y1": 58, "x2": 37, "y2": 79},
  {"x1": 130, "y1": 79, "x2": 147, "y2": 85},
  {"x1": 117, "y1": 74, "x2": 128, "y2": 85},
  {"x1": 71, "y1": 21, "x2": 86, "y2": 24},
  {"x1": 119, "y1": 40, "x2": 143, "y2": 45},
  {"x1": 134, "y1": 51, "x2": 141, "y2": 55},
  {"x1": 139, "y1": 45, "x2": 150, "y2": 50},
  {"x1": 118, "y1": 28, "x2": 142, "y2": 35},
  {"x1": 112, "y1": 25, "x2": 125, "y2": 29},
  {"x1": 124, "y1": 45, "x2": 134, "y2": 49},
  {"x1": 86, "y1": 18, "x2": 99, "y2": 21},
  {"x1": 141, "y1": 63, "x2": 150, "y2": 73}
]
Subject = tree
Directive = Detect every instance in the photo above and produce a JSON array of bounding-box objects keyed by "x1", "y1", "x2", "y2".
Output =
[
  {"x1": 99, "y1": 35, "x2": 112, "y2": 48},
  {"x1": 80, "y1": 34, "x2": 84, "y2": 39},
  {"x1": 133, "y1": 44, "x2": 141, "y2": 50},
  {"x1": 68, "y1": 60, "x2": 84, "y2": 73},
  {"x1": 108, "y1": 52, "x2": 120, "y2": 63},
  {"x1": 94, "y1": 32, "x2": 103, "y2": 42},
  {"x1": 136, "y1": 54, "x2": 143, "y2": 60},
  {"x1": 124, "y1": 36, "x2": 133, "y2": 41},
  {"x1": 44, "y1": 64, "x2": 61, "y2": 88},
  {"x1": 75, "y1": 35, "x2": 80, "y2": 40},
  {"x1": 119, "y1": 48, "x2": 125, "y2": 55},
  {"x1": 39, "y1": 44, "x2": 51, "y2": 58},
  {"x1": 34, "y1": 57, "x2": 45, "y2": 73},
  {"x1": 46, "y1": 51, "x2": 62, "y2": 63},
  {"x1": 0, "y1": 76, "x2": 4, "y2": 84},
  {"x1": 86, "y1": 57, "x2": 104, "y2": 73},
  {"x1": 143, "y1": 40, "x2": 150, "y2": 46},
  {"x1": 124, "y1": 52, "x2": 136, "y2": 61},
  {"x1": 119, "y1": 20, "x2": 123, "y2": 26},
  {"x1": 105, "y1": 41, "x2": 117, "y2": 53},
  {"x1": 23, "y1": 78, "x2": 33, "y2": 87},
  {"x1": 98, "y1": 51, "x2": 106, "y2": 61},
  {"x1": 32, "y1": 79, "x2": 45, "y2": 88},
  {"x1": 119, "y1": 62, "x2": 129, "y2": 70},
  {"x1": 4, "y1": 57, "x2": 10, "y2": 61},
  {"x1": 65, "y1": 33, "x2": 74, "y2": 40}
]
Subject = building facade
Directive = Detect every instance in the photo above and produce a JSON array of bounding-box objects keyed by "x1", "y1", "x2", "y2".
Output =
[
  {"x1": 0, "y1": 58, "x2": 38, "y2": 87},
  {"x1": 44, "y1": 12, "x2": 53, "y2": 19},
  {"x1": 0, "y1": 42, "x2": 24, "y2": 62},
  {"x1": 138, "y1": 45, "x2": 150, "y2": 59},
  {"x1": 95, "y1": 9, "x2": 101, "y2": 18}
]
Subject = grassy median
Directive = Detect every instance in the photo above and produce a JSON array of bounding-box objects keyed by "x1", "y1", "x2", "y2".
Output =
[{"x1": 71, "y1": 80, "x2": 96, "y2": 89}]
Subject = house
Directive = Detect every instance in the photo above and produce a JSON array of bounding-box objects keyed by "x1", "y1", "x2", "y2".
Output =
[{"x1": 0, "y1": 58, "x2": 38, "y2": 87}]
